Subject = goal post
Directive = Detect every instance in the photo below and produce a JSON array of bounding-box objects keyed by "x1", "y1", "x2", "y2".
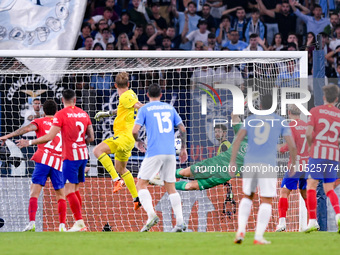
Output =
[{"x1": 0, "y1": 50, "x2": 308, "y2": 232}]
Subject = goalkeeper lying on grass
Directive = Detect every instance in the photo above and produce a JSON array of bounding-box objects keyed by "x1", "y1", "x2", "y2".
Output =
[{"x1": 175, "y1": 113, "x2": 247, "y2": 191}]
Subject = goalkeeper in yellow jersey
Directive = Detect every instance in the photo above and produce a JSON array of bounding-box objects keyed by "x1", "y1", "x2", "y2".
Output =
[{"x1": 93, "y1": 72, "x2": 144, "y2": 210}]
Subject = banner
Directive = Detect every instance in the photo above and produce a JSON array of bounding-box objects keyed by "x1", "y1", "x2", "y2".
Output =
[{"x1": 0, "y1": 0, "x2": 87, "y2": 82}]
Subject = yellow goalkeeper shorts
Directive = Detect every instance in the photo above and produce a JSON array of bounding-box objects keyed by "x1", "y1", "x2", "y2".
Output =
[{"x1": 103, "y1": 135, "x2": 135, "y2": 162}]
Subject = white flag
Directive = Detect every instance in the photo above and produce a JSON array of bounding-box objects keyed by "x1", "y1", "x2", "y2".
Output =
[{"x1": 0, "y1": 0, "x2": 87, "y2": 82}]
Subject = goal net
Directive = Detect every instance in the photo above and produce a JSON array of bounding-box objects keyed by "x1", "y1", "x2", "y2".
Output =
[{"x1": 0, "y1": 50, "x2": 308, "y2": 232}]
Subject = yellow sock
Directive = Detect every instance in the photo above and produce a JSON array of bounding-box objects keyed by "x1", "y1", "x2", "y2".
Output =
[
  {"x1": 98, "y1": 153, "x2": 119, "y2": 181},
  {"x1": 121, "y1": 170, "x2": 138, "y2": 199}
]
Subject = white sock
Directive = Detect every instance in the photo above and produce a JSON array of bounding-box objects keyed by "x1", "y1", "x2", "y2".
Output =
[
  {"x1": 308, "y1": 219, "x2": 317, "y2": 226},
  {"x1": 254, "y1": 203, "x2": 272, "y2": 241},
  {"x1": 336, "y1": 213, "x2": 340, "y2": 222},
  {"x1": 138, "y1": 189, "x2": 156, "y2": 222},
  {"x1": 237, "y1": 198, "x2": 253, "y2": 234},
  {"x1": 279, "y1": 217, "x2": 286, "y2": 226},
  {"x1": 169, "y1": 192, "x2": 184, "y2": 226}
]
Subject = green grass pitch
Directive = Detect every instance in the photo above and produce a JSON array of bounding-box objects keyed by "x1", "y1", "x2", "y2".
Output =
[{"x1": 1, "y1": 232, "x2": 339, "y2": 255}]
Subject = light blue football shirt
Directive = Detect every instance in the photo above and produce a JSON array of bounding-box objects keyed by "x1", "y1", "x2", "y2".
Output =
[
  {"x1": 242, "y1": 113, "x2": 291, "y2": 166},
  {"x1": 135, "y1": 101, "x2": 183, "y2": 158}
]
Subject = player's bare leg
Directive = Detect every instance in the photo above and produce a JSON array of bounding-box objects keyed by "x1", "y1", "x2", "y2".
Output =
[
  {"x1": 54, "y1": 188, "x2": 67, "y2": 232},
  {"x1": 323, "y1": 182, "x2": 340, "y2": 233},
  {"x1": 276, "y1": 187, "x2": 291, "y2": 232},
  {"x1": 164, "y1": 182, "x2": 186, "y2": 232},
  {"x1": 137, "y1": 179, "x2": 159, "y2": 232},
  {"x1": 65, "y1": 183, "x2": 86, "y2": 232},
  {"x1": 23, "y1": 184, "x2": 42, "y2": 232},
  {"x1": 115, "y1": 160, "x2": 140, "y2": 210},
  {"x1": 253, "y1": 197, "x2": 272, "y2": 245},
  {"x1": 305, "y1": 179, "x2": 320, "y2": 233},
  {"x1": 235, "y1": 193, "x2": 254, "y2": 244}
]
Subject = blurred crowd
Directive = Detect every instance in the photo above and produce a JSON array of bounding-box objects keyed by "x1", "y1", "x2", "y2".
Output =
[{"x1": 77, "y1": 0, "x2": 340, "y2": 81}]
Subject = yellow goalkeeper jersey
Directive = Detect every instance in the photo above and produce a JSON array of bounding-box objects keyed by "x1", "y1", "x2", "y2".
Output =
[{"x1": 113, "y1": 89, "x2": 138, "y2": 137}]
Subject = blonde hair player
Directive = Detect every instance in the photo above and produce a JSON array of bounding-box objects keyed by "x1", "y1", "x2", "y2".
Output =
[{"x1": 93, "y1": 72, "x2": 144, "y2": 210}]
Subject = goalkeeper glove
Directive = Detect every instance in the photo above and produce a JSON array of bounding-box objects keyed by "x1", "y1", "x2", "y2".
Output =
[{"x1": 94, "y1": 111, "x2": 114, "y2": 121}]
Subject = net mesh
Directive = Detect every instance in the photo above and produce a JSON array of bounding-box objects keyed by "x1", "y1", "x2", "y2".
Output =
[{"x1": 0, "y1": 54, "x2": 304, "y2": 232}]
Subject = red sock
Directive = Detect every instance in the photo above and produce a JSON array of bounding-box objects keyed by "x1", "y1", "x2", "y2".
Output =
[
  {"x1": 278, "y1": 197, "x2": 288, "y2": 218},
  {"x1": 326, "y1": 190, "x2": 340, "y2": 214},
  {"x1": 307, "y1": 189, "x2": 317, "y2": 219},
  {"x1": 66, "y1": 193, "x2": 82, "y2": 221},
  {"x1": 58, "y1": 199, "x2": 67, "y2": 224},
  {"x1": 28, "y1": 197, "x2": 38, "y2": 221},
  {"x1": 75, "y1": 190, "x2": 82, "y2": 209}
]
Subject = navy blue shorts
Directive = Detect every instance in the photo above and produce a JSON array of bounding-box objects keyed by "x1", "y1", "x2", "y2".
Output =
[
  {"x1": 63, "y1": 159, "x2": 88, "y2": 184},
  {"x1": 281, "y1": 171, "x2": 306, "y2": 190},
  {"x1": 32, "y1": 163, "x2": 64, "y2": 190},
  {"x1": 305, "y1": 158, "x2": 338, "y2": 183}
]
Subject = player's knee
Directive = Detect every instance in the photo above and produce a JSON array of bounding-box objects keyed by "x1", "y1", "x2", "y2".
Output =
[
  {"x1": 280, "y1": 188, "x2": 290, "y2": 198},
  {"x1": 307, "y1": 179, "x2": 318, "y2": 190},
  {"x1": 93, "y1": 145, "x2": 103, "y2": 158},
  {"x1": 261, "y1": 197, "x2": 273, "y2": 204},
  {"x1": 136, "y1": 180, "x2": 148, "y2": 191},
  {"x1": 323, "y1": 183, "x2": 334, "y2": 194},
  {"x1": 55, "y1": 189, "x2": 65, "y2": 200}
]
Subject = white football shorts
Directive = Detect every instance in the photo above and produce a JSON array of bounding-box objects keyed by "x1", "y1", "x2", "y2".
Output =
[
  {"x1": 242, "y1": 163, "x2": 277, "y2": 197},
  {"x1": 138, "y1": 154, "x2": 176, "y2": 183}
]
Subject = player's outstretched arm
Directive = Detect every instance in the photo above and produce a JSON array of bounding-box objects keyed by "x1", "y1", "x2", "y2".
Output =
[
  {"x1": 16, "y1": 126, "x2": 61, "y2": 149},
  {"x1": 0, "y1": 123, "x2": 37, "y2": 146},
  {"x1": 132, "y1": 123, "x2": 146, "y2": 153},
  {"x1": 284, "y1": 135, "x2": 297, "y2": 177},
  {"x1": 178, "y1": 123, "x2": 188, "y2": 163},
  {"x1": 231, "y1": 112, "x2": 241, "y2": 125},
  {"x1": 94, "y1": 109, "x2": 117, "y2": 121},
  {"x1": 133, "y1": 101, "x2": 144, "y2": 110},
  {"x1": 85, "y1": 124, "x2": 95, "y2": 144}
]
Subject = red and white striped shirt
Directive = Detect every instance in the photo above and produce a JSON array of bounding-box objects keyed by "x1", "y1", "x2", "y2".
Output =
[
  {"x1": 30, "y1": 117, "x2": 63, "y2": 171},
  {"x1": 308, "y1": 104, "x2": 340, "y2": 161},
  {"x1": 53, "y1": 106, "x2": 91, "y2": 161},
  {"x1": 280, "y1": 119, "x2": 309, "y2": 170}
]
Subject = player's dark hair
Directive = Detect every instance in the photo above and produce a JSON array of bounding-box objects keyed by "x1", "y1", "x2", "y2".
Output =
[
  {"x1": 214, "y1": 124, "x2": 227, "y2": 131},
  {"x1": 62, "y1": 89, "x2": 76, "y2": 101},
  {"x1": 261, "y1": 94, "x2": 274, "y2": 110},
  {"x1": 148, "y1": 83, "x2": 161, "y2": 98},
  {"x1": 43, "y1": 99, "x2": 57, "y2": 116},
  {"x1": 323, "y1": 84, "x2": 339, "y2": 103},
  {"x1": 249, "y1": 33, "x2": 258, "y2": 39}
]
